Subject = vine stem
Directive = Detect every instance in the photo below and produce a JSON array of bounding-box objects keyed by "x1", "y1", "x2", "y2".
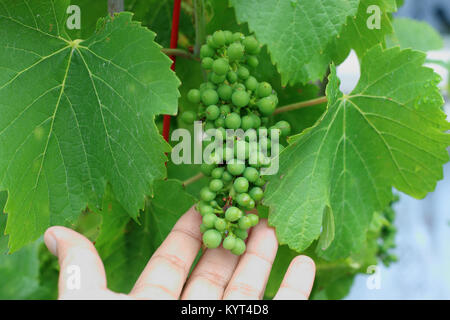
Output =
[
  {"x1": 183, "y1": 172, "x2": 204, "y2": 186},
  {"x1": 193, "y1": 0, "x2": 206, "y2": 57},
  {"x1": 162, "y1": 48, "x2": 199, "y2": 61},
  {"x1": 274, "y1": 96, "x2": 327, "y2": 115}
]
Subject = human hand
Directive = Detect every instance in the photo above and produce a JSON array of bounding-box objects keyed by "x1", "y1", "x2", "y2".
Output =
[{"x1": 44, "y1": 206, "x2": 315, "y2": 300}]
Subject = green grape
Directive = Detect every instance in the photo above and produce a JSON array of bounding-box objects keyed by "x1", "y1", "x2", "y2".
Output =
[
  {"x1": 200, "y1": 187, "x2": 216, "y2": 202},
  {"x1": 214, "y1": 116, "x2": 225, "y2": 128},
  {"x1": 245, "y1": 76, "x2": 258, "y2": 91},
  {"x1": 234, "y1": 140, "x2": 249, "y2": 160},
  {"x1": 236, "y1": 193, "x2": 251, "y2": 207},
  {"x1": 232, "y1": 90, "x2": 250, "y2": 108},
  {"x1": 206, "y1": 105, "x2": 220, "y2": 120},
  {"x1": 200, "y1": 44, "x2": 215, "y2": 58},
  {"x1": 222, "y1": 170, "x2": 233, "y2": 182},
  {"x1": 275, "y1": 120, "x2": 291, "y2": 137},
  {"x1": 225, "y1": 206, "x2": 242, "y2": 222},
  {"x1": 227, "y1": 159, "x2": 246, "y2": 176},
  {"x1": 250, "y1": 114, "x2": 261, "y2": 129},
  {"x1": 247, "y1": 55, "x2": 259, "y2": 68},
  {"x1": 212, "y1": 58, "x2": 229, "y2": 75},
  {"x1": 216, "y1": 127, "x2": 227, "y2": 140},
  {"x1": 227, "y1": 70, "x2": 238, "y2": 83},
  {"x1": 231, "y1": 238, "x2": 246, "y2": 255},
  {"x1": 234, "y1": 177, "x2": 249, "y2": 193},
  {"x1": 246, "y1": 199, "x2": 255, "y2": 210},
  {"x1": 204, "y1": 121, "x2": 215, "y2": 131},
  {"x1": 203, "y1": 213, "x2": 217, "y2": 228},
  {"x1": 249, "y1": 187, "x2": 264, "y2": 201},
  {"x1": 238, "y1": 216, "x2": 252, "y2": 230},
  {"x1": 212, "y1": 30, "x2": 226, "y2": 47},
  {"x1": 210, "y1": 72, "x2": 226, "y2": 84},
  {"x1": 218, "y1": 84, "x2": 233, "y2": 101},
  {"x1": 233, "y1": 83, "x2": 246, "y2": 91},
  {"x1": 247, "y1": 214, "x2": 259, "y2": 226},
  {"x1": 237, "y1": 66, "x2": 250, "y2": 80},
  {"x1": 224, "y1": 30, "x2": 234, "y2": 44},
  {"x1": 181, "y1": 110, "x2": 196, "y2": 124},
  {"x1": 199, "y1": 205, "x2": 214, "y2": 216},
  {"x1": 200, "y1": 163, "x2": 216, "y2": 176},
  {"x1": 257, "y1": 96, "x2": 277, "y2": 116},
  {"x1": 225, "y1": 112, "x2": 241, "y2": 129},
  {"x1": 201, "y1": 89, "x2": 219, "y2": 106},
  {"x1": 243, "y1": 167, "x2": 259, "y2": 183},
  {"x1": 256, "y1": 82, "x2": 272, "y2": 98},
  {"x1": 209, "y1": 179, "x2": 224, "y2": 192},
  {"x1": 254, "y1": 177, "x2": 266, "y2": 187},
  {"x1": 234, "y1": 229, "x2": 248, "y2": 240},
  {"x1": 220, "y1": 104, "x2": 231, "y2": 115},
  {"x1": 223, "y1": 235, "x2": 236, "y2": 250},
  {"x1": 201, "y1": 57, "x2": 214, "y2": 69},
  {"x1": 203, "y1": 229, "x2": 222, "y2": 249},
  {"x1": 187, "y1": 89, "x2": 201, "y2": 104},
  {"x1": 228, "y1": 43, "x2": 244, "y2": 61},
  {"x1": 243, "y1": 36, "x2": 259, "y2": 54},
  {"x1": 211, "y1": 167, "x2": 224, "y2": 179},
  {"x1": 200, "y1": 223, "x2": 209, "y2": 233},
  {"x1": 232, "y1": 32, "x2": 244, "y2": 42},
  {"x1": 241, "y1": 115, "x2": 254, "y2": 131},
  {"x1": 207, "y1": 35, "x2": 219, "y2": 48},
  {"x1": 214, "y1": 218, "x2": 227, "y2": 232}
]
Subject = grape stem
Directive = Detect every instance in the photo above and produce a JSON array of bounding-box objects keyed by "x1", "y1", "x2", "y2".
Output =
[
  {"x1": 162, "y1": 48, "x2": 199, "y2": 61},
  {"x1": 274, "y1": 96, "x2": 328, "y2": 115},
  {"x1": 183, "y1": 172, "x2": 204, "y2": 186}
]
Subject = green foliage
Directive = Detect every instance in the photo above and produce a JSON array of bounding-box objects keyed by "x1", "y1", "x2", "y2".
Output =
[
  {"x1": 0, "y1": 1, "x2": 180, "y2": 251},
  {"x1": 0, "y1": 0, "x2": 448, "y2": 300},
  {"x1": 387, "y1": 18, "x2": 444, "y2": 51},
  {"x1": 264, "y1": 46, "x2": 449, "y2": 260}
]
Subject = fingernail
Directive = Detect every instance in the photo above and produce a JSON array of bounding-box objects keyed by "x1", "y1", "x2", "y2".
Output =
[{"x1": 44, "y1": 229, "x2": 58, "y2": 255}]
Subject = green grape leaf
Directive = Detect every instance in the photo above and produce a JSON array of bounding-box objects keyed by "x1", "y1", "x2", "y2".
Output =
[
  {"x1": 0, "y1": 1, "x2": 180, "y2": 251},
  {"x1": 100, "y1": 179, "x2": 196, "y2": 293},
  {"x1": 264, "y1": 45, "x2": 450, "y2": 260},
  {"x1": 386, "y1": 17, "x2": 444, "y2": 52},
  {"x1": 230, "y1": 0, "x2": 359, "y2": 85},
  {"x1": 66, "y1": 0, "x2": 108, "y2": 39},
  {"x1": 328, "y1": 0, "x2": 397, "y2": 65}
]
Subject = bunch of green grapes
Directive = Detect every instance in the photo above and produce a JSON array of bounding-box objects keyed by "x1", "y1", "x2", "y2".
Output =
[{"x1": 181, "y1": 30, "x2": 291, "y2": 255}]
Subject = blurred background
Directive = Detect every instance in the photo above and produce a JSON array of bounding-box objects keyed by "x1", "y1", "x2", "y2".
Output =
[{"x1": 337, "y1": 0, "x2": 450, "y2": 299}]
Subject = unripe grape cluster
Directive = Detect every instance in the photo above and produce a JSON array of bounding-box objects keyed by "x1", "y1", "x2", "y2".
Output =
[{"x1": 181, "y1": 30, "x2": 291, "y2": 255}]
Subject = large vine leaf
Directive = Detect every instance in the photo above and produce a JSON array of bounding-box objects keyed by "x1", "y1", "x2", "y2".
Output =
[
  {"x1": 264, "y1": 45, "x2": 450, "y2": 260},
  {"x1": 0, "y1": 1, "x2": 180, "y2": 251},
  {"x1": 386, "y1": 17, "x2": 443, "y2": 52},
  {"x1": 328, "y1": 0, "x2": 397, "y2": 65},
  {"x1": 230, "y1": 0, "x2": 359, "y2": 85}
]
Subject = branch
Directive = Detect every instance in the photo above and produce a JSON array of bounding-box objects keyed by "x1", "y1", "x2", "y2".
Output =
[
  {"x1": 193, "y1": 0, "x2": 206, "y2": 57},
  {"x1": 274, "y1": 96, "x2": 327, "y2": 115},
  {"x1": 183, "y1": 172, "x2": 204, "y2": 187},
  {"x1": 162, "y1": 48, "x2": 199, "y2": 61}
]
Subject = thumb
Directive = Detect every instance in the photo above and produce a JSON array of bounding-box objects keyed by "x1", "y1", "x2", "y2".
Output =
[{"x1": 44, "y1": 226, "x2": 107, "y2": 299}]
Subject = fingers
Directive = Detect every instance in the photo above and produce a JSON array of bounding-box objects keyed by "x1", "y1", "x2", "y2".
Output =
[
  {"x1": 44, "y1": 226, "x2": 107, "y2": 299},
  {"x1": 223, "y1": 219, "x2": 278, "y2": 300},
  {"x1": 273, "y1": 255, "x2": 315, "y2": 300},
  {"x1": 130, "y1": 206, "x2": 203, "y2": 300},
  {"x1": 181, "y1": 246, "x2": 239, "y2": 300}
]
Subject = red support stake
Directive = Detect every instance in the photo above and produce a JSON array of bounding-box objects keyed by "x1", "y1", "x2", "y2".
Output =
[{"x1": 162, "y1": 0, "x2": 182, "y2": 143}]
